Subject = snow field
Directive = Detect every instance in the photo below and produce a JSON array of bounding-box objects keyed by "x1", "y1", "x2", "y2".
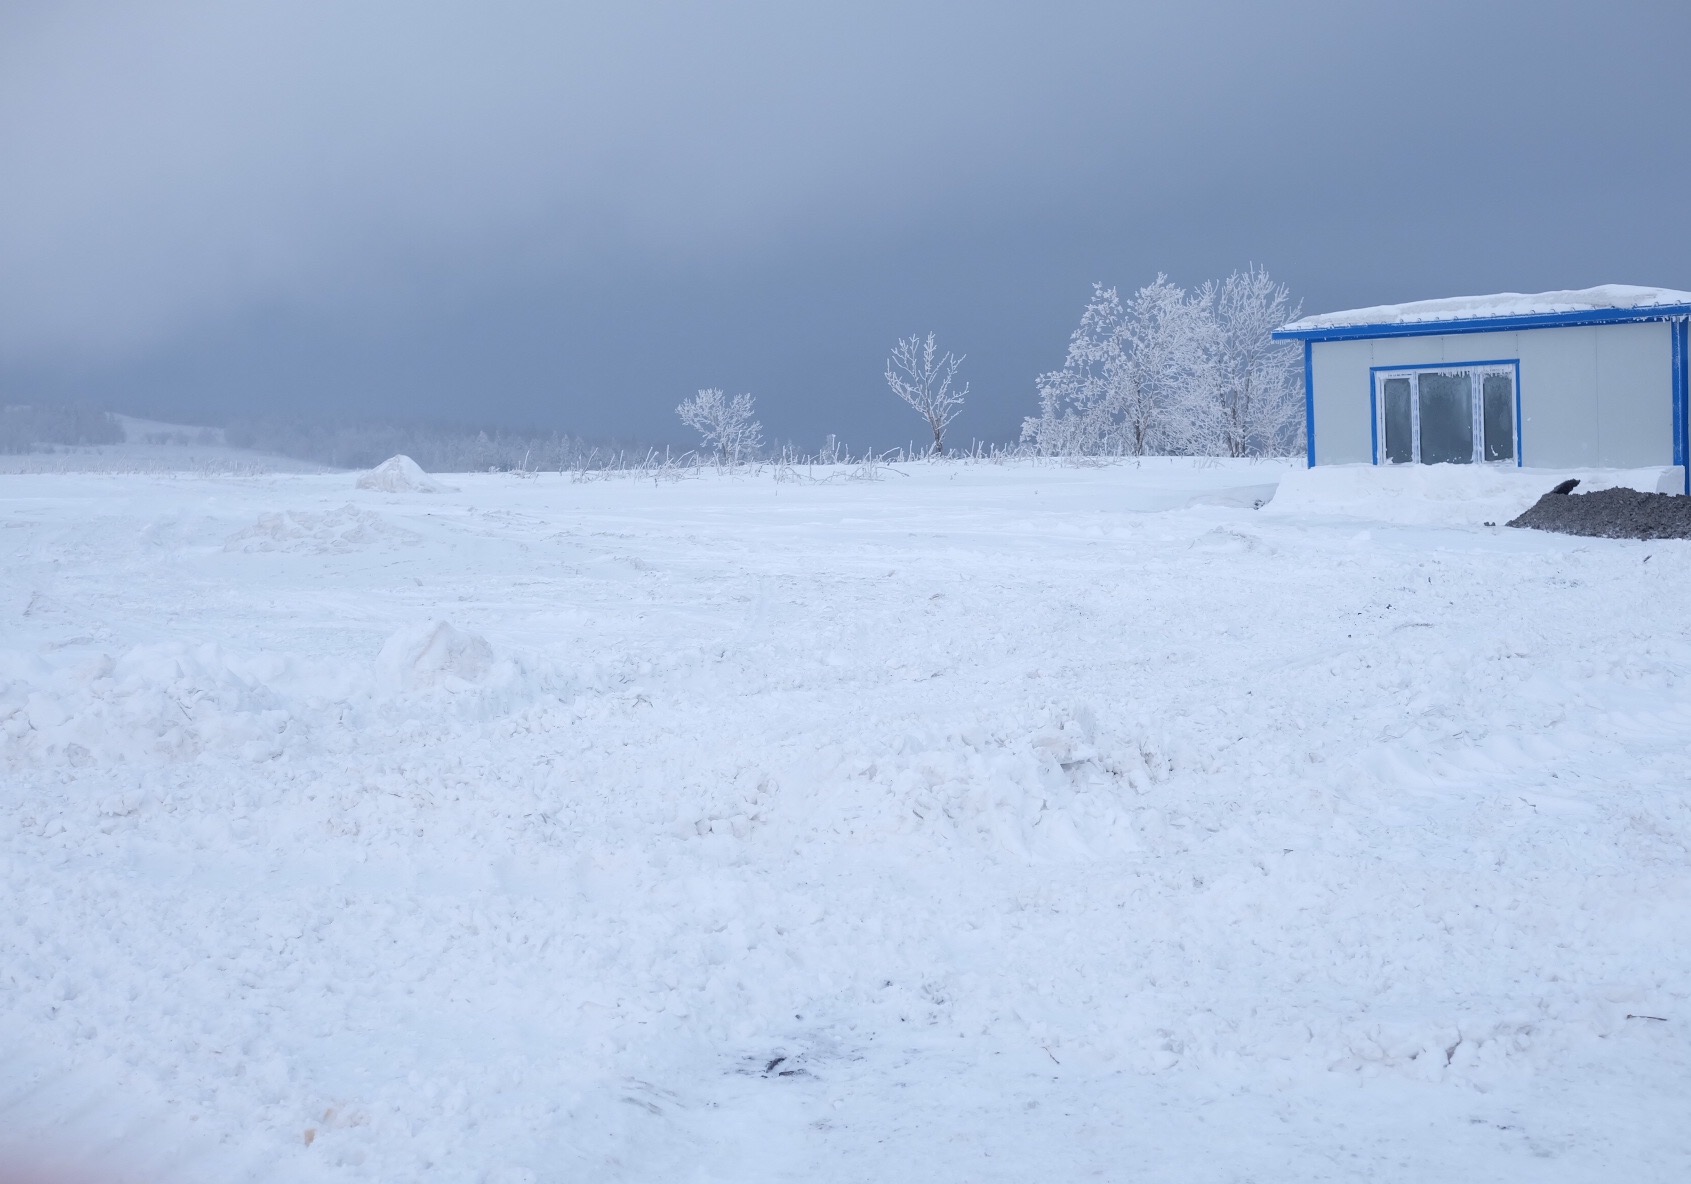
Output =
[{"x1": 3, "y1": 458, "x2": 1690, "y2": 1181}]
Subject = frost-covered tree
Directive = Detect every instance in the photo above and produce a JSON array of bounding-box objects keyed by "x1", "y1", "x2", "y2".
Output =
[
  {"x1": 1122, "y1": 275, "x2": 1214, "y2": 455},
  {"x1": 1023, "y1": 284, "x2": 1131, "y2": 456},
  {"x1": 885, "y1": 332, "x2": 967, "y2": 455},
  {"x1": 1023, "y1": 277, "x2": 1210, "y2": 456},
  {"x1": 1205, "y1": 266, "x2": 1304, "y2": 457},
  {"x1": 676, "y1": 388, "x2": 763, "y2": 465},
  {"x1": 1026, "y1": 268, "x2": 1303, "y2": 458}
]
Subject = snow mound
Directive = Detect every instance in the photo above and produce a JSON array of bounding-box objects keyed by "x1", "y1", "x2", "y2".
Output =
[
  {"x1": 1263, "y1": 463, "x2": 1683, "y2": 527},
  {"x1": 375, "y1": 621, "x2": 495, "y2": 691},
  {"x1": 1, "y1": 629, "x2": 542, "y2": 770},
  {"x1": 831, "y1": 710, "x2": 1150, "y2": 863},
  {"x1": 0, "y1": 643, "x2": 305, "y2": 767},
  {"x1": 356, "y1": 454, "x2": 450, "y2": 493},
  {"x1": 223, "y1": 504, "x2": 419, "y2": 553}
]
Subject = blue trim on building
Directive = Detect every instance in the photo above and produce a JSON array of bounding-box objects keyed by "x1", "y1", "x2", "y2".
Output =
[
  {"x1": 1369, "y1": 377, "x2": 1379, "y2": 465},
  {"x1": 1514, "y1": 358, "x2": 1524, "y2": 469},
  {"x1": 1673, "y1": 319, "x2": 1690, "y2": 494},
  {"x1": 1302, "y1": 339, "x2": 1314, "y2": 468},
  {"x1": 1367, "y1": 360, "x2": 1523, "y2": 467},
  {"x1": 1273, "y1": 303, "x2": 1691, "y2": 343}
]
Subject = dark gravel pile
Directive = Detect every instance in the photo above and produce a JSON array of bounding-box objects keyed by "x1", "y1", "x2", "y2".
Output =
[{"x1": 1508, "y1": 479, "x2": 1691, "y2": 539}]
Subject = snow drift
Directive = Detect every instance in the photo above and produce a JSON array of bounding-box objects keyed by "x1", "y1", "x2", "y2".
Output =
[
  {"x1": 224, "y1": 504, "x2": 419, "y2": 553},
  {"x1": 1264, "y1": 462, "x2": 1683, "y2": 526},
  {"x1": 355, "y1": 454, "x2": 450, "y2": 493},
  {"x1": 375, "y1": 620, "x2": 495, "y2": 691}
]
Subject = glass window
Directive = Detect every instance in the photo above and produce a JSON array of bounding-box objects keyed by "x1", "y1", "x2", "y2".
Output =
[
  {"x1": 1417, "y1": 371, "x2": 1474, "y2": 465},
  {"x1": 1482, "y1": 373, "x2": 1514, "y2": 462},
  {"x1": 1381, "y1": 377, "x2": 1413, "y2": 464},
  {"x1": 1376, "y1": 364, "x2": 1516, "y2": 465}
]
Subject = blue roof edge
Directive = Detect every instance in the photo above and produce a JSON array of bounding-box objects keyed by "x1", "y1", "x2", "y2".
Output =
[{"x1": 1272, "y1": 304, "x2": 1691, "y2": 342}]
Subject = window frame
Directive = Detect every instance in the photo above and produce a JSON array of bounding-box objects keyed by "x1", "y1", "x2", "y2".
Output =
[{"x1": 1369, "y1": 359, "x2": 1522, "y2": 466}]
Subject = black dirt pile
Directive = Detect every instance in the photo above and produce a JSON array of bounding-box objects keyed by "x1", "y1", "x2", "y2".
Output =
[{"x1": 1508, "y1": 478, "x2": 1691, "y2": 540}]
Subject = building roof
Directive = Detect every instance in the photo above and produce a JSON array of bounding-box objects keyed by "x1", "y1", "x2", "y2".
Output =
[{"x1": 1274, "y1": 284, "x2": 1691, "y2": 342}]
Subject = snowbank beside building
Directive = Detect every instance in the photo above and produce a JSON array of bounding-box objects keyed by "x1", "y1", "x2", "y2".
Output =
[{"x1": 1264, "y1": 462, "x2": 1683, "y2": 526}]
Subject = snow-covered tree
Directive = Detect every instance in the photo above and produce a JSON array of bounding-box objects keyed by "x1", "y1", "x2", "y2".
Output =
[
  {"x1": 676, "y1": 388, "x2": 763, "y2": 465},
  {"x1": 885, "y1": 332, "x2": 967, "y2": 455},
  {"x1": 1023, "y1": 277, "x2": 1211, "y2": 456},
  {"x1": 1023, "y1": 284, "x2": 1130, "y2": 456},
  {"x1": 1025, "y1": 268, "x2": 1303, "y2": 458},
  {"x1": 1122, "y1": 275, "x2": 1214, "y2": 455},
  {"x1": 1205, "y1": 266, "x2": 1304, "y2": 457}
]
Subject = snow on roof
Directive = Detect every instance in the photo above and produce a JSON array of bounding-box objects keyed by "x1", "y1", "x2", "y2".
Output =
[{"x1": 1281, "y1": 284, "x2": 1691, "y2": 333}]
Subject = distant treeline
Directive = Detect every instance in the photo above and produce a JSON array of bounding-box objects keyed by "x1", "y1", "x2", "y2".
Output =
[
  {"x1": 223, "y1": 417, "x2": 664, "y2": 473},
  {"x1": 0, "y1": 405, "x2": 125, "y2": 454}
]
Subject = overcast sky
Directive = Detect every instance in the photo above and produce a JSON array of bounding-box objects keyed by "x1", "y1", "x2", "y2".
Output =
[{"x1": 3, "y1": 1, "x2": 1688, "y2": 447}]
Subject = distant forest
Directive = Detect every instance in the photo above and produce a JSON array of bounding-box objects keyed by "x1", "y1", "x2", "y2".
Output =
[
  {"x1": 1, "y1": 402, "x2": 663, "y2": 471},
  {"x1": 223, "y1": 417, "x2": 657, "y2": 472},
  {"x1": 0, "y1": 405, "x2": 124, "y2": 453}
]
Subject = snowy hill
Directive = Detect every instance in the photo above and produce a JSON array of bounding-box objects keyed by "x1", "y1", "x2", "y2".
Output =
[{"x1": 0, "y1": 413, "x2": 328, "y2": 474}]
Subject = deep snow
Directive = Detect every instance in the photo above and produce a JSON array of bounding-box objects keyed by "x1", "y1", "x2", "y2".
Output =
[{"x1": 3, "y1": 458, "x2": 1690, "y2": 1182}]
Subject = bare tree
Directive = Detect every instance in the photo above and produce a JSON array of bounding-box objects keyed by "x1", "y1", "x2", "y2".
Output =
[
  {"x1": 885, "y1": 332, "x2": 967, "y2": 455},
  {"x1": 676, "y1": 388, "x2": 763, "y2": 465}
]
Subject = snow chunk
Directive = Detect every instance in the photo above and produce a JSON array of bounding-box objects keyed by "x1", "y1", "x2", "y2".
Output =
[
  {"x1": 356, "y1": 454, "x2": 450, "y2": 493},
  {"x1": 375, "y1": 621, "x2": 494, "y2": 691},
  {"x1": 0, "y1": 643, "x2": 299, "y2": 766},
  {"x1": 1282, "y1": 284, "x2": 1691, "y2": 332},
  {"x1": 1264, "y1": 463, "x2": 1682, "y2": 526}
]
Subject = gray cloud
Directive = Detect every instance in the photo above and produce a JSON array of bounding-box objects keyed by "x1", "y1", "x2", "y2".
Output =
[{"x1": 2, "y1": 1, "x2": 1687, "y2": 445}]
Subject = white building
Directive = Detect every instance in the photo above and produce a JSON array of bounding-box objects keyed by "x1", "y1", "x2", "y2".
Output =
[{"x1": 1273, "y1": 285, "x2": 1691, "y2": 490}]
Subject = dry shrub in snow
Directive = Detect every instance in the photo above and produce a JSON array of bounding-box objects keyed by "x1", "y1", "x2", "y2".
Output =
[{"x1": 884, "y1": 332, "x2": 968, "y2": 455}]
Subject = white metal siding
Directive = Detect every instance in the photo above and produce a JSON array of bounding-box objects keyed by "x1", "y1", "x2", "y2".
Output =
[
  {"x1": 1309, "y1": 339, "x2": 1375, "y2": 463},
  {"x1": 1594, "y1": 322, "x2": 1672, "y2": 466},
  {"x1": 1309, "y1": 322, "x2": 1672, "y2": 468},
  {"x1": 1517, "y1": 327, "x2": 1596, "y2": 465}
]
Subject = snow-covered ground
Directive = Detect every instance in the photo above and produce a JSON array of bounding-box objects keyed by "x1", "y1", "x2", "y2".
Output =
[{"x1": 3, "y1": 457, "x2": 1690, "y2": 1182}]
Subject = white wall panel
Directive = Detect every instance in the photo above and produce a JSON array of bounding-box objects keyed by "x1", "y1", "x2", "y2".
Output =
[
  {"x1": 1309, "y1": 339, "x2": 1373, "y2": 464},
  {"x1": 1308, "y1": 322, "x2": 1674, "y2": 469},
  {"x1": 1593, "y1": 322, "x2": 1672, "y2": 466},
  {"x1": 1516, "y1": 326, "x2": 1598, "y2": 466}
]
